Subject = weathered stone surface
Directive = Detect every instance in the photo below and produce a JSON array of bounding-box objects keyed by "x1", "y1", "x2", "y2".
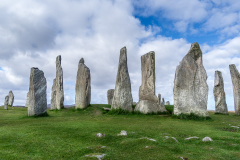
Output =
[
  {"x1": 4, "y1": 95, "x2": 9, "y2": 110},
  {"x1": 133, "y1": 102, "x2": 137, "y2": 105},
  {"x1": 166, "y1": 101, "x2": 170, "y2": 105},
  {"x1": 162, "y1": 98, "x2": 165, "y2": 105},
  {"x1": 173, "y1": 42, "x2": 209, "y2": 117},
  {"x1": 8, "y1": 91, "x2": 14, "y2": 107},
  {"x1": 107, "y1": 89, "x2": 114, "y2": 105},
  {"x1": 27, "y1": 68, "x2": 47, "y2": 116},
  {"x1": 25, "y1": 92, "x2": 29, "y2": 107},
  {"x1": 51, "y1": 55, "x2": 64, "y2": 110},
  {"x1": 214, "y1": 71, "x2": 228, "y2": 114},
  {"x1": 111, "y1": 47, "x2": 133, "y2": 111},
  {"x1": 75, "y1": 58, "x2": 91, "y2": 109},
  {"x1": 135, "y1": 51, "x2": 167, "y2": 113},
  {"x1": 229, "y1": 64, "x2": 240, "y2": 115}
]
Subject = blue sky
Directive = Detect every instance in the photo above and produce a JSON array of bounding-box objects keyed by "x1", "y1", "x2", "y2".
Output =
[{"x1": 0, "y1": 0, "x2": 240, "y2": 111}]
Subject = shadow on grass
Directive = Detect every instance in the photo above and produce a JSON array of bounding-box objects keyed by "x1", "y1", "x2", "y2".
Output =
[
  {"x1": 20, "y1": 112, "x2": 49, "y2": 119},
  {"x1": 172, "y1": 113, "x2": 211, "y2": 121}
]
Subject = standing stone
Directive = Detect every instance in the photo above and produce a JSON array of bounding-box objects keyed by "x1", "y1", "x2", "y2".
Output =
[
  {"x1": 51, "y1": 55, "x2": 64, "y2": 110},
  {"x1": 107, "y1": 89, "x2": 114, "y2": 105},
  {"x1": 8, "y1": 91, "x2": 14, "y2": 107},
  {"x1": 135, "y1": 51, "x2": 167, "y2": 114},
  {"x1": 214, "y1": 71, "x2": 228, "y2": 114},
  {"x1": 173, "y1": 42, "x2": 209, "y2": 117},
  {"x1": 162, "y1": 98, "x2": 165, "y2": 106},
  {"x1": 229, "y1": 64, "x2": 240, "y2": 115},
  {"x1": 27, "y1": 68, "x2": 47, "y2": 116},
  {"x1": 166, "y1": 101, "x2": 170, "y2": 105},
  {"x1": 158, "y1": 94, "x2": 161, "y2": 105},
  {"x1": 25, "y1": 92, "x2": 29, "y2": 107},
  {"x1": 4, "y1": 96, "x2": 9, "y2": 110},
  {"x1": 75, "y1": 58, "x2": 91, "y2": 109},
  {"x1": 111, "y1": 47, "x2": 133, "y2": 111}
]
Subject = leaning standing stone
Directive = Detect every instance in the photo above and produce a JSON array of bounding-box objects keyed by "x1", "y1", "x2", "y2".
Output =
[
  {"x1": 229, "y1": 64, "x2": 240, "y2": 115},
  {"x1": 135, "y1": 51, "x2": 167, "y2": 114},
  {"x1": 27, "y1": 68, "x2": 47, "y2": 116},
  {"x1": 214, "y1": 71, "x2": 228, "y2": 114},
  {"x1": 4, "y1": 96, "x2": 9, "y2": 110},
  {"x1": 8, "y1": 91, "x2": 14, "y2": 107},
  {"x1": 107, "y1": 89, "x2": 114, "y2": 105},
  {"x1": 111, "y1": 47, "x2": 133, "y2": 111},
  {"x1": 51, "y1": 55, "x2": 64, "y2": 110},
  {"x1": 75, "y1": 58, "x2": 91, "y2": 109},
  {"x1": 173, "y1": 42, "x2": 209, "y2": 117}
]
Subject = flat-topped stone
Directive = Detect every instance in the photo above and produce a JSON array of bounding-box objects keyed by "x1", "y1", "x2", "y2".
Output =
[{"x1": 27, "y1": 67, "x2": 47, "y2": 116}]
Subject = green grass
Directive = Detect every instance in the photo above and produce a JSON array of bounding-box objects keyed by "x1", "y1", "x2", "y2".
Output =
[{"x1": 0, "y1": 105, "x2": 240, "y2": 159}]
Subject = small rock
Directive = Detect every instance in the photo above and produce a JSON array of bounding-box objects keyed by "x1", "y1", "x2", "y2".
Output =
[
  {"x1": 96, "y1": 133, "x2": 105, "y2": 137},
  {"x1": 117, "y1": 130, "x2": 127, "y2": 136},
  {"x1": 140, "y1": 137, "x2": 156, "y2": 142},
  {"x1": 172, "y1": 137, "x2": 179, "y2": 143},
  {"x1": 145, "y1": 146, "x2": 149, "y2": 148},
  {"x1": 101, "y1": 146, "x2": 106, "y2": 148},
  {"x1": 231, "y1": 126, "x2": 239, "y2": 129},
  {"x1": 164, "y1": 136, "x2": 169, "y2": 139},
  {"x1": 131, "y1": 132, "x2": 135, "y2": 134},
  {"x1": 185, "y1": 136, "x2": 199, "y2": 140},
  {"x1": 84, "y1": 154, "x2": 106, "y2": 160},
  {"x1": 202, "y1": 137, "x2": 213, "y2": 142}
]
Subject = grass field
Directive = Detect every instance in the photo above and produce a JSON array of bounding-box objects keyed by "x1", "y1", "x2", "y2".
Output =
[{"x1": 0, "y1": 105, "x2": 240, "y2": 160}]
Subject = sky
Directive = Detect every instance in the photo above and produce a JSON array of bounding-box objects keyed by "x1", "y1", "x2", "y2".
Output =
[{"x1": 1, "y1": 0, "x2": 240, "y2": 111}]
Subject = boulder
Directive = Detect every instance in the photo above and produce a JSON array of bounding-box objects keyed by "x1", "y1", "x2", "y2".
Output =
[
  {"x1": 75, "y1": 58, "x2": 91, "y2": 109},
  {"x1": 8, "y1": 91, "x2": 14, "y2": 107},
  {"x1": 107, "y1": 89, "x2": 114, "y2": 105},
  {"x1": 51, "y1": 55, "x2": 64, "y2": 110},
  {"x1": 27, "y1": 68, "x2": 47, "y2": 116},
  {"x1": 4, "y1": 95, "x2": 9, "y2": 110},
  {"x1": 173, "y1": 42, "x2": 209, "y2": 117},
  {"x1": 111, "y1": 47, "x2": 133, "y2": 111},
  {"x1": 135, "y1": 51, "x2": 167, "y2": 113},
  {"x1": 229, "y1": 64, "x2": 240, "y2": 115},
  {"x1": 214, "y1": 71, "x2": 228, "y2": 114},
  {"x1": 166, "y1": 101, "x2": 170, "y2": 105}
]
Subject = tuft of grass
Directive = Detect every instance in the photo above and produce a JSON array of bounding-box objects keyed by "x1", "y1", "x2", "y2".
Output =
[
  {"x1": 165, "y1": 105, "x2": 174, "y2": 114},
  {"x1": 172, "y1": 112, "x2": 211, "y2": 121},
  {"x1": 106, "y1": 108, "x2": 169, "y2": 115},
  {"x1": 214, "y1": 112, "x2": 229, "y2": 115}
]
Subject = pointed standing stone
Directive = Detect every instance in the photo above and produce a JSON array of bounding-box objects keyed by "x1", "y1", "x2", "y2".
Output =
[
  {"x1": 8, "y1": 91, "x2": 14, "y2": 107},
  {"x1": 51, "y1": 55, "x2": 64, "y2": 110},
  {"x1": 4, "y1": 95, "x2": 9, "y2": 110},
  {"x1": 75, "y1": 58, "x2": 91, "y2": 109},
  {"x1": 111, "y1": 47, "x2": 133, "y2": 111},
  {"x1": 229, "y1": 64, "x2": 240, "y2": 115},
  {"x1": 27, "y1": 68, "x2": 47, "y2": 116},
  {"x1": 214, "y1": 71, "x2": 228, "y2": 114},
  {"x1": 107, "y1": 89, "x2": 114, "y2": 105},
  {"x1": 135, "y1": 51, "x2": 167, "y2": 114},
  {"x1": 173, "y1": 42, "x2": 209, "y2": 117}
]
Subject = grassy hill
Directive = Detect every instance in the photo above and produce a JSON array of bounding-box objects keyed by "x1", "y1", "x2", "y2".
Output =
[{"x1": 0, "y1": 105, "x2": 240, "y2": 159}]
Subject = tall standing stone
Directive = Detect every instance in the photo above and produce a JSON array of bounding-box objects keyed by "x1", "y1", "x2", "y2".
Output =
[
  {"x1": 229, "y1": 64, "x2": 240, "y2": 115},
  {"x1": 214, "y1": 71, "x2": 228, "y2": 114},
  {"x1": 51, "y1": 55, "x2": 64, "y2": 110},
  {"x1": 27, "y1": 68, "x2": 47, "y2": 116},
  {"x1": 8, "y1": 91, "x2": 14, "y2": 107},
  {"x1": 25, "y1": 92, "x2": 29, "y2": 107},
  {"x1": 135, "y1": 51, "x2": 167, "y2": 114},
  {"x1": 158, "y1": 94, "x2": 161, "y2": 105},
  {"x1": 75, "y1": 58, "x2": 91, "y2": 109},
  {"x1": 162, "y1": 98, "x2": 165, "y2": 106},
  {"x1": 173, "y1": 42, "x2": 209, "y2": 117},
  {"x1": 111, "y1": 47, "x2": 133, "y2": 111},
  {"x1": 107, "y1": 89, "x2": 114, "y2": 105},
  {"x1": 4, "y1": 96, "x2": 9, "y2": 110}
]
